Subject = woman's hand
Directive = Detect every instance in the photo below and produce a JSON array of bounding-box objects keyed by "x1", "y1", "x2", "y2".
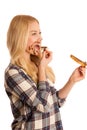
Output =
[
  {"x1": 39, "y1": 48, "x2": 53, "y2": 68},
  {"x1": 38, "y1": 48, "x2": 53, "y2": 81},
  {"x1": 69, "y1": 66, "x2": 86, "y2": 84}
]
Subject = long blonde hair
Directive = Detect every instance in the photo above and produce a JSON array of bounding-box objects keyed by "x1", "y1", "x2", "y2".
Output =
[{"x1": 7, "y1": 15, "x2": 55, "y2": 83}]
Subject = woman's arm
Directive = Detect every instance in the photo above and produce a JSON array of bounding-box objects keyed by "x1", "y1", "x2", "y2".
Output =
[
  {"x1": 58, "y1": 66, "x2": 86, "y2": 99},
  {"x1": 5, "y1": 67, "x2": 52, "y2": 113}
]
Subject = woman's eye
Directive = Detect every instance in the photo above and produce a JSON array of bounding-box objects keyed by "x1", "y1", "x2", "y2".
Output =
[
  {"x1": 32, "y1": 33, "x2": 37, "y2": 35},
  {"x1": 31, "y1": 32, "x2": 41, "y2": 36}
]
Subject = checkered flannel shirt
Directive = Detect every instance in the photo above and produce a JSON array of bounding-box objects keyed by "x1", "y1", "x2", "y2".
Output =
[{"x1": 4, "y1": 63, "x2": 65, "y2": 130}]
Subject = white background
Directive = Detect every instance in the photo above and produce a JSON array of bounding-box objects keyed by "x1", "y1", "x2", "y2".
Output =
[{"x1": 0, "y1": 0, "x2": 87, "y2": 130}]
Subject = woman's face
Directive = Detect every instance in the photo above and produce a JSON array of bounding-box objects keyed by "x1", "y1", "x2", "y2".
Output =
[{"x1": 26, "y1": 21, "x2": 43, "y2": 55}]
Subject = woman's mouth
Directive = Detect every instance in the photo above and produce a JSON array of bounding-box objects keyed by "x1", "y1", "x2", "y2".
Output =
[
  {"x1": 34, "y1": 44, "x2": 41, "y2": 55},
  {"x1": 29, "y1": 44, "x2": 47, "y2": 57}
]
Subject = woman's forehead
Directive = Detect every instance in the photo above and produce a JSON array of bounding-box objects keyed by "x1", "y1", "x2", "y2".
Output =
[{"x1": 28, "y1": 21, "x2": 40, "y2": 31}]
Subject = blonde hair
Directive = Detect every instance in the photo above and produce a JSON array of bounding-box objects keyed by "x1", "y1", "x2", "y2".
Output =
[{"x1": 7, "y1": 15, "x2": 55, "y2": 83}]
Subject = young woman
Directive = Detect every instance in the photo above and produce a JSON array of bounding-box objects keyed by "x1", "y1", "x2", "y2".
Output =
[{"x1": 4, "y1": 14, "x2": 86, "y2": 130}]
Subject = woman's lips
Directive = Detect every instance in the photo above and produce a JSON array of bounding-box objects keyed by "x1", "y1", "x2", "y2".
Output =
[
  {"x1": 29, "y1": 44, "x2": 47, "y2": 58},
  {"x1": 34, "y1": 44, "x2": 40, "y2": 51}
]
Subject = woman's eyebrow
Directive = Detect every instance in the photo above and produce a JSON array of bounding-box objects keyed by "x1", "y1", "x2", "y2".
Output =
[{"x1": 30, "y1": 30, "x2": 37, "y2": 32}]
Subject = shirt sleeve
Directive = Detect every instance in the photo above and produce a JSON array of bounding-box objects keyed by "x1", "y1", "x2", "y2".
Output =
[
  {"x1": 46, "y1": 79, "x2": 66, "y2": 107},
  {"x1": 56, "y1": 91, "x2": 66, "y2": 107},
  {"x1": 5, "y1": 68, "x2": 53, "y2": 113},
  {"x1": 50, "y1": 87, "x2": 66, "y2": 107}
]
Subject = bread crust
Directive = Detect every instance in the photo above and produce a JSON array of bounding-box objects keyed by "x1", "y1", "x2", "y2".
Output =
[{"x1": 70, "y1": 54, "x2": 87, "y2": 67}]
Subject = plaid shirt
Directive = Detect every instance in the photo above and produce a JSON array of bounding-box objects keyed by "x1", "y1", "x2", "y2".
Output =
[{"x1": 4, "y1": 63, "x2": 65, "y2": 130}]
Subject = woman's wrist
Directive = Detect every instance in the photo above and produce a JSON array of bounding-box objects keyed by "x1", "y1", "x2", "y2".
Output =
[
  {"x1": 68, "y1": 76, "x2": 76, "y2": 86},
  {"x1": 38, "y1": 66, "x2": 46, "y2": 81}
]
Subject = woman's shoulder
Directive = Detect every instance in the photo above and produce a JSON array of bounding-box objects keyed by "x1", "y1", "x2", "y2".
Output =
[
  {"x1": 4, "y1": 63, "x2": 25, "y2": 76},
  {"x1": 5, "y1": 63, "x2": 36, "y2": 84},
  {"x1": 5, "y1": 63, "x2": 20, "y2": 72}
]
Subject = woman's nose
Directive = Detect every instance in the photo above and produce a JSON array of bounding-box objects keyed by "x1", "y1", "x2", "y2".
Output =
[{"x1": 38, "y1": 35, "x2": 43, "y2": 42}]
